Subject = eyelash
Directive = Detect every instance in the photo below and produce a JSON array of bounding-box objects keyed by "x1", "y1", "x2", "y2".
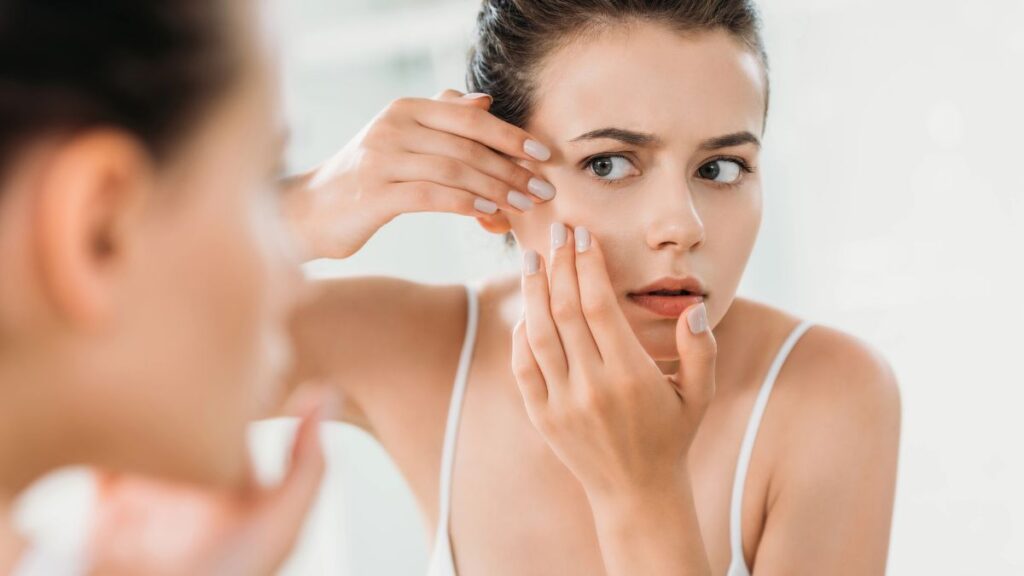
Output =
[
  {"x1": 701, "y1": 155, "x2": 756, "y2": 188},
  {"x1": 580, "y1": 152, "x2": 639, "y2": 186},
  {"x1": 580, "y1": 153, "x2": 756, "y2": 187}
]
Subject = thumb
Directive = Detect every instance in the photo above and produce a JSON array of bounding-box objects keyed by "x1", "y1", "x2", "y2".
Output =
[
  {"x1": 247, "y1": 395, "x2": 329, "y2": 572},
  {"x1": 673, "y1": 302, "x2": 717, "y2": 412},
  {"x1": 434, "y1": 88, "x2": 493, "y2": 110}
]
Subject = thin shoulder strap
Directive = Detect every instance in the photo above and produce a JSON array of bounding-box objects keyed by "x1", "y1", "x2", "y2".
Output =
[
  {"x1": 728, "y1": 320, "x2": 815, "y2": 571},
  {"x1": 435, "y1": 284, "x2": 481, "y2": 538}
]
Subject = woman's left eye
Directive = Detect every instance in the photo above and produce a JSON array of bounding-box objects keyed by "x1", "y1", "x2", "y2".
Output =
[
  {"x1": 696, "y1": 159, "x2": 745, "y2": 184},
  {"x1": 586, "y1": 155, "x2": 638, "y2": 181}
]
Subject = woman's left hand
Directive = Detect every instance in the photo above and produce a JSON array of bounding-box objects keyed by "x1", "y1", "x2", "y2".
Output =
[
  {"x1": 85, "y1": 401, "x2": 327, "y2": 576},
  {"x1": 512, "y1": 223, "x2": 717, "y2": 502}
]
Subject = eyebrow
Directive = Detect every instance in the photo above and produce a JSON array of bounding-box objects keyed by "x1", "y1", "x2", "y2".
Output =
[
  {"x1": 700, "y1": 131, "x2": 761, "y2": 150},
  {"x1": 570, "y1": 127, "x2": 661, "y2": 146},
  {"x1": 569, "y1": 127, "x2": 761, "y2": 150}
]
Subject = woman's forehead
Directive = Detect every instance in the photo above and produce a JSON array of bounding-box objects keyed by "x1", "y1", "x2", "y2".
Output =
[{"x1": 528, "y1": 25, "x2": 767, "y2": 146}]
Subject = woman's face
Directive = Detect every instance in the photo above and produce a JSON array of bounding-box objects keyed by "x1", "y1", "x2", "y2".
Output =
[
  {"x1": 508, "y1": 24, "x2": 767, "y2": 360},
  {"x1": 95, "y1": 5, "x2": 298, "y2": 486}
]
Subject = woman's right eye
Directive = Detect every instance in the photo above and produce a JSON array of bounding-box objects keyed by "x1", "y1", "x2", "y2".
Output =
[{"x1": 586, "y1": 155, "x2": 638, "y2": 181}]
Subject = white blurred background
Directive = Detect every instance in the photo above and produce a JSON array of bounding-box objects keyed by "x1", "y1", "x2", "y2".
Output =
[{"x1": 15, "y1": 0, "x2": 1024, "y2": 574}]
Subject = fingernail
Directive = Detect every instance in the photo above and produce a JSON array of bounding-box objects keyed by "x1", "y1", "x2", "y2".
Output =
[
  {"x1": 551, "y1": 222, "x2": 567, "y2": 249},
  {"x1": 524, "y1": 250, "x2": 540, "y2": 275},
  {"x1": 474, "y1": 197, "x2": 498, "y2": 214},
  {"x1": 524, "y1": 139, "x2": 551, "y2": 162},
  {"x1": 575, "y1": 226, "x2": 591, "y2": 253},
  {"x1": 507, "y1": 191, "x2": 533, "y2": 212},
  {"x1": 462, "y1": 92, "x2": 491, "y2": 101},
  {"x1": 687, "y1": 303, "x2": 708, "y2": 334},
  {"x1": 527, "y1": 177, "x2": 556, "y2": 201}
]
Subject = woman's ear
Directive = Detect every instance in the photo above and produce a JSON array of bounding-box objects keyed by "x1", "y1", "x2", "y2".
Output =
[
  {"x1": 34, "y1": 130, "x2": 152, "y2": 328},
  {"x1": 475, "y1": 211, "x2": 512, "y2": 234}
]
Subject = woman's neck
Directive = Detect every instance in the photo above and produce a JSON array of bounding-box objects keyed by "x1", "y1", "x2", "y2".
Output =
[{"x1": 0, "y1": 354, "x2": 73, "y2": 499}]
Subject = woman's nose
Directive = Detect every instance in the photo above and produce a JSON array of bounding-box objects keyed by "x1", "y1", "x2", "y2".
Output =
[{"x1": 644, "y1": 182, "x2": 706, "y2": 251}]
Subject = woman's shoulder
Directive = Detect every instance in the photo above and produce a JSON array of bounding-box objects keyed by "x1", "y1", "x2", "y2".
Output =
[
  {"x1": 732, "y1": 297, "x2": 901, "y2": 473},
  {"x1": 724, "y1": 296, "x2": 899, "y2": 407}
]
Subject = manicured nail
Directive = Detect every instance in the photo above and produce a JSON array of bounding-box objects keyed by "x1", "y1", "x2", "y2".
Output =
[
  {"x1": 551, "y1": 222, "x2": 567, "y2": 249},
  {"x1": 575, "y1": 226, "x2": 591, "y2": 253},
  {"x1": 524, "y1": 250, "x2": 540, "y2": 275},
  {"x1": 507, "y1": 191, "x2": 533, "y2": 212},
  {"x1": 524, "y1": 139, "x2": 551, "y2": 162},
  {"x1": 462, "y1": 92, "x2": 491, "y2": 101},
  {"x1": 687, "y1": 303, "x2": 708, "y2": 334},
  {"x1": 527, "y1": 177, "x2": 556, "y2": 201},
  {"x1": 474, "y1": 197, "x2": 498, "y2": 214}
]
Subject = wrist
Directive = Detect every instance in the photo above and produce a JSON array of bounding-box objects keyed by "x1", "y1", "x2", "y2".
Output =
[
  {"x1": 585, "y1": 465, "x2": 693, "y2": 519},
  {"x1": 279, "y1": 169, "x2": 392, "y2": 261},
  {"x1": 585, "y1": 466, "x2": 711, "y2": 576},
  {"x1": 280, "y1": 171, "x2": 319, "y2": 260}
]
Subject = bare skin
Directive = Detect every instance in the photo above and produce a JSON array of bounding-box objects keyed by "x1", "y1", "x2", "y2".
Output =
[
  {"x1": 0, "y1": 2, "x2": 326, "y2": 573},
  {"x1": 285, "y1": 24, "x2": 901, "y2": 576}
]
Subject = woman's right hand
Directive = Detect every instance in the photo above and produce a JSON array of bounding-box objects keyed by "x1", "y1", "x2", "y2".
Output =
[{"x1": 284, "y1": 89, "x2": 556, "y2": 260}]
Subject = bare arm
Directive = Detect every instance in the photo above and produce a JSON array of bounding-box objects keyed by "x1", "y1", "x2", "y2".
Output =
[
  {"x1": 753, "y1": 332, "x2": 901, "y2": 575},
  {"x1": 281, "y1": 277, "x2": 469, "y2": 431},
  {"x1": 269, "y1": 90, "x2": 556, "y2": 426}
]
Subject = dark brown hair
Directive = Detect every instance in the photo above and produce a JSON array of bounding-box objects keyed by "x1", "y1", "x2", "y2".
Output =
[
  {"x1": 467, "y1": 0, "x2": 769, "y2": 128},
  {"x1": 0, "y1": 0, "x2": 240, "y2": 183}
]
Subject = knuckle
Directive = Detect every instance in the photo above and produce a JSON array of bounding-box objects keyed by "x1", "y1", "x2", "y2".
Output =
[
  {"x1": 454, "y1": 105, "x2": 480, "y2": 130},
  {"x1": 501, "y1": 125, "x2": 524, "y2": 149},
  {"x1": 526, "y1": 326, "x2": 556, "y2": 350},
  {"x1": 508, "y1": 163, "x2": 533, "y2": 189},
  {"x1": 549, "y1": 299, "x2": 577, "y2": 323},
  {"x1": 483, "y1": 177, "x2": 507, "y2": 200},
  {"x1": 437, "y1": 158, "x2": 463, "y2": 182},
  {"x1": 455, "y1": 137, "x2": 481, "y2": 161},
  {"x1": 693, "y1": 341, "x2": 718, "y2": 363},
  {"x1": 511, "y1": 356, "x2": 535, "y2": 379},
  {"x1": 384, "y1": 97, "x2": 412, "y2": 117},
  {"x1": 581, "y1": 294, "x2": 613, "y2": 319}
]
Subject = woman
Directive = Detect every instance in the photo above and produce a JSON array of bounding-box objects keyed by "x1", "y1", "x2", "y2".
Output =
[
  {"x1": 0, "y1": 1, "x2": 327, "y2": 573},
  {"x1": 284, "y1": 0, "x2": 902, "y2": 574}
]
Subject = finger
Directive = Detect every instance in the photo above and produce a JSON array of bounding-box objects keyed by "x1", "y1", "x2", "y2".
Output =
[
  {"x1": 408, "y1": 98, "x2": 552, "y2": 162},
  {"x1": 433, "y1": 88, "x2": 465, "y2": 101},
  {"x1": 280, "y1": 381, "x2": 341, "y2": 420},
  {"x1": 673, "y1": 302, "x2": 718, "y2": 411},
  {"x1": 521, "y1": 249, "x2": 568, "y2": 390},
  {"x1": 511, "y1": 319, "x2": 548, "y2": 418},
  {"x1": 389, "y1": 153, "x2": 535, "y2": 213},
  {"x1": 388, "y1": 181, "x2": 503, "y2": 217},
  {"x1": 434, "y1": 89, "x2": 494, "y2": 111},
  {"x1": 403, "y1": 125, "x2": 555, "y2": 203},
  {"x1": 573, "y1": 229, "x2": 641, "y2": 359},
  {"x1": 92, "y1": 468, "x2": 119, "y2": 493},
  {"x1": 251, "y1": 399, "x2": 327, "y2": 570},
  {"x1": 547, "y1": 223, "x2": 602, "y2": 367}
]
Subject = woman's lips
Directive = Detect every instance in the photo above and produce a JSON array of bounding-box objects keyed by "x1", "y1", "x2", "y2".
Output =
[{"x1": 627, "y1": 293, "x2": 705, "y2": 318}]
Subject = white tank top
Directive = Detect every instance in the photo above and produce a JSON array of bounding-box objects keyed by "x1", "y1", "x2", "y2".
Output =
[{"x1": 427, "y1": 285, "x2": 814, "y2": 576}]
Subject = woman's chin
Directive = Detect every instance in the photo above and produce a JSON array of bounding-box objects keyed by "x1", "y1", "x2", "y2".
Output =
[{"x1": 631, "y1": 322, "x2": 682, "y2": 361}]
